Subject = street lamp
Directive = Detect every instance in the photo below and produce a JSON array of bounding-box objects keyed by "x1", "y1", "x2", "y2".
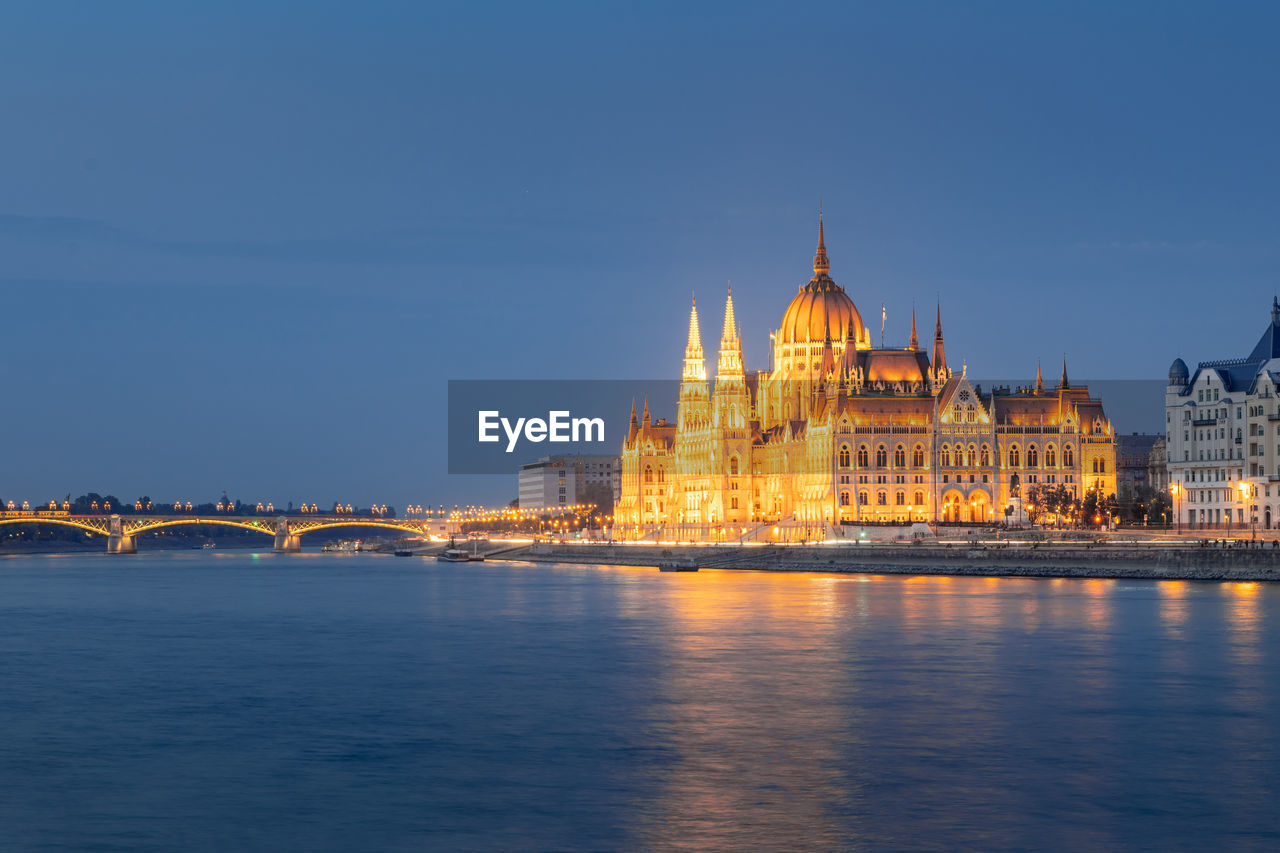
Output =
[{"x1": 1170, "y1": 483, "x2": 1181, "y2": 536}]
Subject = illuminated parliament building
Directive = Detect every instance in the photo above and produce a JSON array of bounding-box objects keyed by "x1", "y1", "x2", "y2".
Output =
[{"x1": 615, "y1": 219, "x2": 1117, "y2": 536}]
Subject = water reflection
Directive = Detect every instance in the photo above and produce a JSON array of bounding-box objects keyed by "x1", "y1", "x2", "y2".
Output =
[{"x1": 631, "y1": 572, "x2": 852, "y2": 850}]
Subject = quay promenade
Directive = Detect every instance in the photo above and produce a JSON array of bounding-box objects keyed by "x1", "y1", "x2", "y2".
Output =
[{"x1": 509, "y1": 539, "x2": 1280, "y2": 582}]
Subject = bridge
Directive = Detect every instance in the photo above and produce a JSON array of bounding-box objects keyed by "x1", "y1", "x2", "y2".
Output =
[{"x1": 0, "y1": 513, "x2": 444, "y2": 553}]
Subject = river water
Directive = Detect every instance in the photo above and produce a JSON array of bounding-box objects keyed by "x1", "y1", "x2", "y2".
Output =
[{"x1": 0, "y1": 552, "x2": 1276, "y2": 851}]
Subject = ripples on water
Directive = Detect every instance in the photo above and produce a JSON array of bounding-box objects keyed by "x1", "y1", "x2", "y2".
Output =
[{"x1": 0, "y1": 553, "x2": 1277, "y2": 851}]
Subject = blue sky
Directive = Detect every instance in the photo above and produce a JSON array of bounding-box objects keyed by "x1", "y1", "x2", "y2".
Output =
[{"x1": 1, "y1": 1, "x2": 1277, "y2": 508}]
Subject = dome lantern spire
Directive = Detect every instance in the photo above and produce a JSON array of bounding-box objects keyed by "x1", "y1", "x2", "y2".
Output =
[{"x1": 813, "y1": 210, "x2": 830, "y2": 276}]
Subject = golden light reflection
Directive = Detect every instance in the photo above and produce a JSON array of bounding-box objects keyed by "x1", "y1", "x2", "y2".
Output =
[
  {"x1": 1224, "y1": 581, "x2": 1262, "y2": 668},
  {"x1": 1158, "y1": 580, "x2": 1189, "y2": 639},
  {"x1": 1080, "y1": 578, "x2": 1114, "y2": 631},
  {"x1": 623, "y1": 569, "x2": 851, "y2": 848}
]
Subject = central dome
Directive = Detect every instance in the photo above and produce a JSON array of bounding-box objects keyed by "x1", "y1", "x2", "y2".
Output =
[{"x1": 778, "y1": 220, "x2": 865, "y2": 344}]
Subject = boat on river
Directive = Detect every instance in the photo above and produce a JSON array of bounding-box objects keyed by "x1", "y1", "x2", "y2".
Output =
[{"x1": 437, "y1": 536, "x2": 485, "y2": 563}]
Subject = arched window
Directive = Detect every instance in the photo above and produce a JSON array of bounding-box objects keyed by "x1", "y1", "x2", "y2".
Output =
[
  {"x1": 858, "y1": 491, "x2": 869, "y2": 507},
  {"x1": 1092, "y1": 458, "x2": 1098, "y2": 474},
  {"x1": 895, "y1": 491, "x2": 905, "y2": 506},
  {"x1": 839, "y1": 490, "x2": 850, "y2": 506},
  {"x1": 967, "y1": 444, "x2": 977, "y2": 467},
  {"x1": 1027, "y1": 445, "x2": 1039, "y2": 467},
  {"x1": 913, "y1": 490, "x2": 924, "y2": 506},
  {"x1": 1046, "y1": 445, "x2": 1057, "y2": 467},
  {"x1": 644, "y1": 465, "x2": 653, "y2": 483},
  {"x1": 729, "y1": 456, "x2": 739, "y2": 475},
  {"x1": 941, "y1": 445, "x2": 953, "y2": 467},
  {"x1": 1064, "y1": 445, "x2": 1074, "y2": 467},
  {"x1": 876, "y1": 445, "x2": 888, "y2": 467},
  {"x1": 980, "y1": 444, "x2": 991, "y2": 467},
  {"x1": 1009, "y1": 445, "x2": 1021, "y2": 467},
  {"x1": 839, "y1": 445, "x2": 851, "y2": 468},
  {"x1": 857, "y1": 445, "x2": 869, "y2": 467},
  {"x1": 876, "y1": 491, "x2": 887, "y2": 505},
  {"x1": 912, "y1": 444, "x2": 925, "y2": 467},
  {"x1": 894, "y1": 445, "x2": 906, "y2": 467},
  {"x1": 657, "y1": 467, "x2": 665, "y2": 483}
]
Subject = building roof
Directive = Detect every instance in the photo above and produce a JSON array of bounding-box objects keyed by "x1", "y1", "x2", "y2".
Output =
[{"x1": 1177, "y1": 299, "x2": 1280, "y2": 395}]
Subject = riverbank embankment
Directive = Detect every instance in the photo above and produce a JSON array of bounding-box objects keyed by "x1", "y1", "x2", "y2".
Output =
[{"x1": 507, "y1": 542, "x2": 1280, "y2": 581}]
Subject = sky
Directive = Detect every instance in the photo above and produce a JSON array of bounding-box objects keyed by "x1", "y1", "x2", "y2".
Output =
[{"x1": 1, "y1": 1, "x2": 1278, "y2": 508}]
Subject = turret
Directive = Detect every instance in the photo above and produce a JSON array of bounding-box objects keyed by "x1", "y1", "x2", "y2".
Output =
[
  {"x1": 1059, "y1": 358, "x2": 1070, "y2": 391},
  {"x1": 1035, "y1": 361, "x2": 1044, "y2": 395},
  {"x1": 713, "y1": 287, "x2": 749, "y2": 431},
  {"x1": 908, "y1": 306, "x2": 919, "y2": 351},
  {"x1": 931, "y1": 302, "x2": 947, "y2": 372},
  {"x1": 677, "y1": 295, "x2": 711, "y2": 431}
]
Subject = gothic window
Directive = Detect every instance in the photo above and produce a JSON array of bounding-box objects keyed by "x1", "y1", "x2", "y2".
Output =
[
  {"x1": 657, "y1": 468, "x2": 665, "y2": 483},
  {"x1": 894, "y1": 445, "x2": 906, "y2": 467},
  {"x1": 644, "y1": 465, "x2": 653, "y2": 483},
  {"x1": 1009, "y1": 445, "x2": 1021, "y2": 468},
  {"x1": 1064, "y1": 445, "x2": 1074, "y2": 467},
  {"x1": 839, "y1": 445, "x2": 851, "y2": 468},
  {"x1": 840, "y1": 490, "x2": 850, "y2": 506},
  {"x1": 913, "y1": 490, "x2": 924, "y2": 506},
  {"x1": 980, "y1": 444, "x2": 991, "y2": 467},
  {"x1": 1027, "y1": 445, "x2": 1039, "y2": 467},
  {"x1": 858, "y1": 491, "x2": 869, "y2": 506},
  {"x1": 876, "y1": 445, "x2": 888, "y2": 467},
  {"x1": 912, "y1": 444, "x2": 925, "y2": 467},
  {"x1": 729, "y1": 456, "x2": 739, "y2": 475},
  {"x1": 858, "y1": 445, "x2": 869, "y2": 467},
  {"x1": 895, "y1": 491, "x2": 905, "y2": 506},
  {"x1": 731, "y1": 497, "x2": 738, "y2": 509},
  {"x1": 967, "y1": 444, "x2": 977, "y2": 466},
  {"x1": 941, "y1": 445, "x2": 952, "y2": 467},
  {"x1": 1046, "y1": 445, "x2": 1057, "y2": 467},
  {"x1": 877, "y1": 491, "x2": 887, "y2": 505}
]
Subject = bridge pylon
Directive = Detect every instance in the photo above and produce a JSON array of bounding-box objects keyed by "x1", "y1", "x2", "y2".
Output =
[
  {"x1": 107, "y1": 515, "x2": 136, "y2": 554},
  {"x1": 273, "y1": 518, "x2": 301, "y2": 553}
]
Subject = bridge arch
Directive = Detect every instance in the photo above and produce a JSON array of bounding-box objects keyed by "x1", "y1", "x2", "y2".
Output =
[{"x1": 0, "y1": 516, "x2": 111, "y2": 536}]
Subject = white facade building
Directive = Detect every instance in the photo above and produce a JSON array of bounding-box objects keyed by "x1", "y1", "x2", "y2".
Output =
[
  {"x1": 517, "y1": 454, "x2": 620, "y2": 510},
  {"x1": 1165, "y1": 299, "x2": 1280, "y2": 531}
]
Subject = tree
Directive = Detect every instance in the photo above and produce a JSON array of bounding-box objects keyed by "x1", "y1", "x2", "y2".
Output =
[{"x1": 578, "y1": 482, "x2": 615, "y2": 517}]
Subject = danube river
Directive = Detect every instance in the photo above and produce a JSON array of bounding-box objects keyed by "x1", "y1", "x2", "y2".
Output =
[{"x1": 1, "y1": 553, "x2": 1277, "y2": 851}]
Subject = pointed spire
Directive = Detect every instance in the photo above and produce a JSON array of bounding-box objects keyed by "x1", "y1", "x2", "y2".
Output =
[
  {"x1": 1035, "y1": 361, "x2": 1044, "y2": 395},
  {"x1": 630, "y1": 398, "x2": 638, "y2": 426},
  {"x1": 1059, "y1": 358, "x2": 1070, "y2": 390},
  {"x1": 721, "y1": 285, "x2": 738, "y2": 343},
  {"x1": 820, "y1": 311, "x2": 836, "y2": 377},
  {"x1": 908, "y1": 305, "x2": 919, "y2": 350},
  {"x1": 687, "y1": 296, "x2": 703, "y2": 351},
  {"x1": 642, "y1": 396, "x2": 651, "y2": 426},
  {"x1": 812, "y1": 210, "x2": 830, "y2": 276},
  {"x1": 931, "y1": 300, "x2": 947, "y2": 373}
]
